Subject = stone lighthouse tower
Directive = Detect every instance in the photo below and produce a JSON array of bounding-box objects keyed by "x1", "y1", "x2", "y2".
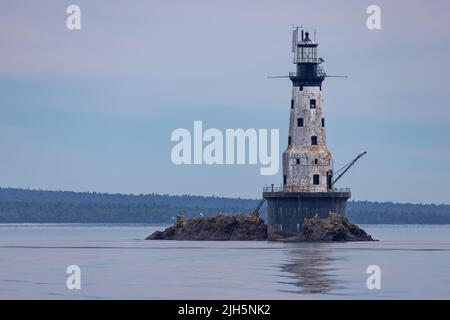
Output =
[
  {"x1": 283, "y1": 29, "x2": 332, "y2": 193},
  {"x1": 263, "y1": 28, "x2": 351, "y2": 236}
]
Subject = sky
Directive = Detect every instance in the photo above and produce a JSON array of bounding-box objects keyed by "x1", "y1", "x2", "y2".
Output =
[{"x1": 1, "y1": 0, "x2": 450, "y2": 204}]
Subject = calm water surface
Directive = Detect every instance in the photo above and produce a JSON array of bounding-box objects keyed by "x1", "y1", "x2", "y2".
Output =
[{"x1": 0, "y1": 224, "x2": 449, "y2": 299}]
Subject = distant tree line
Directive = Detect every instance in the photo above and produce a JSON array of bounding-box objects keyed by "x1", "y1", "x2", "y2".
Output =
[
  {"x1": 0, "y1": 188, "x2": 449, "y2": 224},
  {"x1": 0, "y1": 188, "x2": 256, "y2": 223},
  {"x1": 347, "y1": 201, "x2": 450, "y2": 224}
]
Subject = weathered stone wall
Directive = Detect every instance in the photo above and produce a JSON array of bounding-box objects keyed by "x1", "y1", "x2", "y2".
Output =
[{"x1": 282, "y1": 86, "x2": 333, "y2": 192}]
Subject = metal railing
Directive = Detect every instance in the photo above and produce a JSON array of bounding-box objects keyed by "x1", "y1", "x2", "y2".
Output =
[
  {"x1": 331, "y1": 187, "x2": 351, "y2": 193},
  {"x1": 263, "y1": 185, "x2": 283, "y2": 192},
  {"x1": 263, "y1": 185, "x2": 350, "y2": 193}
]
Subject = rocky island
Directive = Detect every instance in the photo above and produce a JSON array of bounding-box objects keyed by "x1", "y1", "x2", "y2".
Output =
[
  {"x1": 146, "y1": 214, "x2": 267, "y2": 241},
  {"x1": 146, "y1": 212, "x2": 375, "y2": 242},
  {"x1": 270, "y1": 213, "x2": 375, "y2": 242}
]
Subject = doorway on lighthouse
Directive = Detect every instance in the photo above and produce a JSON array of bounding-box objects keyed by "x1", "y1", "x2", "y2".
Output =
[{"x1": 327, "y1": 170, "x2": 333, "y2": 190}]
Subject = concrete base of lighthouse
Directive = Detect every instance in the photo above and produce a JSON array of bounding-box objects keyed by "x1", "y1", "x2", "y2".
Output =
[{"x1": 262, "y1": 191, "x2": 351, "y2": 237}]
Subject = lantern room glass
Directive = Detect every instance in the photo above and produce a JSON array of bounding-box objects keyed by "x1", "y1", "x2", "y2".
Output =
[{"x1": 297, "y1": 46, "x2": 317, "y2": 63}]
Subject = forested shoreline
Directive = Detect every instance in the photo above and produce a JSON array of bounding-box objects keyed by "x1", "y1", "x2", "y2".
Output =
[{"x1": 1, "y1": 187, "x2": 449, "y2": 224}]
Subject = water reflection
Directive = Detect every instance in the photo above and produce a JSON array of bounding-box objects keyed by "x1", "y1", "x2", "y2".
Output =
[{"x1": 279, "y1": 243, "x2": 342, "y2": 294}]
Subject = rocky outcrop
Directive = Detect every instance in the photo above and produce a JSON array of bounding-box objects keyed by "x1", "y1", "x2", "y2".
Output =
[
  {"x1": 280, "y1": 213, "x2": 375, "y2": 242},
  {"x1": 146, "y1": 212, "x2": 374, "y2": 242},
  {"x1": 146, "y1": 214, "x2": 267, "y2": 241}
]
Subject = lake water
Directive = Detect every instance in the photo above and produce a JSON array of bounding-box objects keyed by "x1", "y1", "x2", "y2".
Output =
[{"x1": 0, "y1": 224, "x2": 449, "y2": 299}]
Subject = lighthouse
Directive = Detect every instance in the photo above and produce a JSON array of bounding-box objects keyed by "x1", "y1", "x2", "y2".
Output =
[
  {"x1": 263, "y1": 27, "x2": 352, "y2": 236},
  {"x1": 284, "y1": 29, "x2": 331, "y2": 193}
]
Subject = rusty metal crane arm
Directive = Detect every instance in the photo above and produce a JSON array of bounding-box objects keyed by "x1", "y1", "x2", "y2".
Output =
[
  {"x1": 252, "y1": 199, "x2": 266, "y2": 218},
  {"x1": 331, "y1": 152, "x2": 367, "y2": 187}
]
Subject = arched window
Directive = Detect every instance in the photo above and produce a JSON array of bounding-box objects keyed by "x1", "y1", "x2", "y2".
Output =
[{"x1": 297, "y1": 118, "x2": 303, "y2": 127}]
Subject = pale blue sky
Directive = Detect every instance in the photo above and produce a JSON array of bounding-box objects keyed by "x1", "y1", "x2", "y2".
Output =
[{"x1": 1, "y1": 0, "x2": 450, "y2": 203}]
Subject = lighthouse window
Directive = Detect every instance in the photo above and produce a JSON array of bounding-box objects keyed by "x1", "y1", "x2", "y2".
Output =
[
  {"x1": 291, "y1": 100, "x2": 294, "y2": 109},
  {"x1": 322, "y1": 118, "x2": 325, "y2": 127},
  {"x1": 288, "y1": 136, "x2": 292, "y2": 146},
  {"x1": 297, "y1": 118, "x2": 303, "y2": 127},
  {"x1": 313, "y1": 174, "x2": 320, "y2": 185},
  {"x1": 283, "y1": 175, "x2": 287, "y2": 185},
  {"x1": 315, "y1": 158, "x2": 318, "y2": 165},
  {"x1": 311, "y1": 136, "x2": 318, "y2": 145},
  {"x1": 310, "y1": 99, "x2": 316, "y2": 109},
  {"x1": 296, "y1": 159, "x2": 300, "y2": 165}
]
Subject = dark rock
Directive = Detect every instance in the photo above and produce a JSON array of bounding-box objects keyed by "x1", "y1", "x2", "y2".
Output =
[
  {"x1": 146, "y1": 213, "x2": 267, "y2": 241},
  {"x1": 281, "y1": 213, "x2": 376, "y2": 242}
]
